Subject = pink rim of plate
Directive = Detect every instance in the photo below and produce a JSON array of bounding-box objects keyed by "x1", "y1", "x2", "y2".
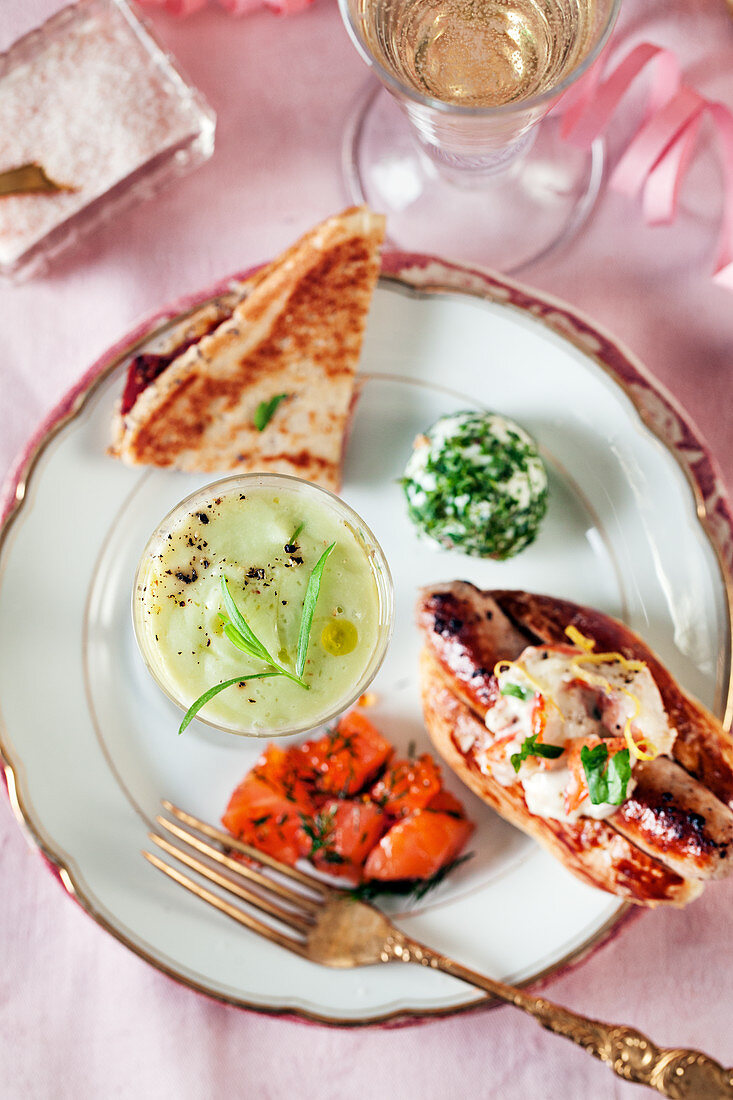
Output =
[{"x1": 1, "y1": 250, "x2": 732, "y2": 1029}]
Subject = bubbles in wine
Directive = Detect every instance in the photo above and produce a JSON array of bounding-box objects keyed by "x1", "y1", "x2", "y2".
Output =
[{"x1": 359, "y1": 0, "x2": 597, "y2": 107}]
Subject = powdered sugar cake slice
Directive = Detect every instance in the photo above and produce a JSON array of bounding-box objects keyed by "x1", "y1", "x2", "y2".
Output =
[{"x1": 110, "y1": 206, "x2": 386, "y2": 491}]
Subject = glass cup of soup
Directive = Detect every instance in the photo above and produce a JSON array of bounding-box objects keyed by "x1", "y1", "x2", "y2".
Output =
[{"x1": 133, "y1": 473, "x2": 394, "y2": 737}]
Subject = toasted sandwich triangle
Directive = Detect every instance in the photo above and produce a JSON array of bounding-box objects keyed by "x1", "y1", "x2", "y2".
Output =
[{"x1": 111, "y1": 206, "x2": 386, "y2": 491}]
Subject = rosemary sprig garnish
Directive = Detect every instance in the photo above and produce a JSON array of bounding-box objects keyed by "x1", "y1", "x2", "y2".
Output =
[{"x1": 178, "y1": 544, "x2": 335, "y2": 734}]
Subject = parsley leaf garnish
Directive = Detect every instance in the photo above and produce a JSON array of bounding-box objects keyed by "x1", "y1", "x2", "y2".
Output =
[
  {"x1": 510, "y1": 733, "x2": 564, "y2": 773},
  {"x1": 254, "y1": 393, "x2": 289, "y2": 432},
  {"x1": 501, "y1": 683, "x2": 533, "y2": 702},
  {"x1": 580, "y1": 744, "x2": 632, "y2": 805}
]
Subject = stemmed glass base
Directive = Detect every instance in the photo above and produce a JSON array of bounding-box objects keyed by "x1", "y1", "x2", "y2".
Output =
[{"x1": 342, "y1": 83, "x2": 605, "y2": 274}]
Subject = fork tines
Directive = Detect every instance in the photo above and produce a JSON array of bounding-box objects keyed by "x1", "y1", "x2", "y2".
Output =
[{"x1": 144, "y1": 802, "x2": 334, "y2": 956}]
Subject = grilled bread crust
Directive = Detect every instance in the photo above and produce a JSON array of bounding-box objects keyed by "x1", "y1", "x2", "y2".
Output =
[
  {"x1": 417, "y1": 583, "x2": 733, "y2": 904},
  {"x1": 110, "y1": 207, "x2": 386, "y2": 491}
]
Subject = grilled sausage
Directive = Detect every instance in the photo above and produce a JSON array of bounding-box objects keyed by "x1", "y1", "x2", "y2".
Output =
[
  {"x1": 615, "y1": 757, "x2": 733, "y2": 881},
  {"x1": 417, "y1": 582, "x2": 733, "y2": 903},
  {"x1": 420, "y1": 651, "x2": 701, "y2": 907}
]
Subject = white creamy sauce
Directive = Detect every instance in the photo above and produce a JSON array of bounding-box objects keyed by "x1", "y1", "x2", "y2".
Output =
[
  {"x1": 522, "y1": 768, "x2": 636, "y2": 822},
  {"x1": 478, "y1": 644, "x2": 675, "y2": 824}
]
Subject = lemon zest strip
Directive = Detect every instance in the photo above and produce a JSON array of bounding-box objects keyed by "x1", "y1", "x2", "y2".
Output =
[
  {"x1": 565, "y1": 625, "x2": 596, "y2": 652},
  {"x1": 493, "y1": 659, "x2": 564, "y2": 719},
  {"x1": 564, "y1": 623, "x2": 658, "y2": 761},
  {"x1": 571, "y1": 651, "x2": 647, "y2": 673},
  {"x1": 569, "y1": 654, "x2": 659, "y2": 761},
  {"x1": 496, "y1": 640, "x2": 661, "y2": 762}
]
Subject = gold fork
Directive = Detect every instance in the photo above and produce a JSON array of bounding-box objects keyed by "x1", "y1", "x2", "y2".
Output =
[{"x1": 145, "y1": 802, "x2": 732, "y2": 1099}]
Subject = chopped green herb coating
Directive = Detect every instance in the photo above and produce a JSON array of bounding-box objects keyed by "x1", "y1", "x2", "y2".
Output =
[{"x1": 402, "y1": 411, "x2": 548, "y2": 559}]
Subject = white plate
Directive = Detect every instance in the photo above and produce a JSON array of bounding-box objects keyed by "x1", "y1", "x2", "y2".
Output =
[{"x1": 2, "y1": 255, "x2": 732, "y2": 1026}]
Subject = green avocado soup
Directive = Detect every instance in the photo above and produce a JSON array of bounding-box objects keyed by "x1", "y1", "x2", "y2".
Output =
[{"x1": 134, "y1": 479, "x2": 390, "y2": 735}]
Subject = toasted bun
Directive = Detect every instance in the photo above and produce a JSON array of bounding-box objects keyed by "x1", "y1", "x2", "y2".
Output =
[{"x1": 110, "y1": 206, "x2": 386, "y2": 491}]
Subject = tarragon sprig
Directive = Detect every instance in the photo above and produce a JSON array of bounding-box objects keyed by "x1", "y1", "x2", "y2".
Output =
[
  {"x1": 178, "y1": 540, "x2": 335, "y2": 734},
  {"x1": 296, "y1": 543, "x2": 334, "y2": 677},
  {"x1": 178, "y1": 671, "x2": 280, "y2": 735},
  {"x1": 219, "y1": 576, "x2": 307, "y2": 689}
]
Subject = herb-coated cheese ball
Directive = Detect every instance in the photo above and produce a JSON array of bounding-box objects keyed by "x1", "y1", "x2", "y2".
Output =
[{"x1": 402, "y1": 411, "x2": 548, "y2": 559}]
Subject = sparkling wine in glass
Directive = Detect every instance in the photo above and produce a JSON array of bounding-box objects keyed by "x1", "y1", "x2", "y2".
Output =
[{"x1": 339, "y1": 0, "x2": 621, "y2": 271}]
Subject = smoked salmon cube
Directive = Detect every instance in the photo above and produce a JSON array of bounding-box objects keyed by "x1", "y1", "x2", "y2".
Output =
[
  {"x1": 252, "y1": 744, "x2": 315, "y2": 809},
  {"x1": 294, "y1": 711, "x2": 393, "y2": 797},
  {"x1": 425, "y1": 787, "x2": 469, "y2": 818},
  {"x1": 303, "y1": 797, "x2": 387, "y2": 879},
  {"x1": 370, "y1": 754, "x2": 442, "y2": 818},
  {"x1": 222, "y1": 774, "x2": 309, "y2": 866},
  {"x1": 363, "y1": 810, "x2": 474, "y2": 882}
]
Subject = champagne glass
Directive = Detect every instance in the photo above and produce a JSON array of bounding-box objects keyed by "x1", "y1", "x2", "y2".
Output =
[{"x1": 338, "y1": 0, "x2": 621, "y2": 271}]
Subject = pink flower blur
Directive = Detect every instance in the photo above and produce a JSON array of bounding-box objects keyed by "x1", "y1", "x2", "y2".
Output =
[
  {"x1": 139, "y1": 0, "x2": 209, "y2": 13},
  {"x1": 136, "y1": 0, "x2": 316, "y2": 14}
]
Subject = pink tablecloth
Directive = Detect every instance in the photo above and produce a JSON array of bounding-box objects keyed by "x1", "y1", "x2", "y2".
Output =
[{"x1": 2, "y1": 1, "x2": 733, "y2": 1097}]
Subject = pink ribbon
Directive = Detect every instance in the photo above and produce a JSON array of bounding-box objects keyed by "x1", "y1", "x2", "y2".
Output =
[{"x1": 562, "y1": 42, "x2": 733, "y2": 289}]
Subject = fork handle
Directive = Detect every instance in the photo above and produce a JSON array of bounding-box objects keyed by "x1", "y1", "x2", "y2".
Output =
[{"x1": 389, "y1": 937, "x2": 732, "y2": 1097}]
